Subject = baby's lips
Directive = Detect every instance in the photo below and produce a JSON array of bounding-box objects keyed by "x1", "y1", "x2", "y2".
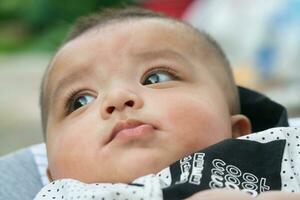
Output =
[{"x1": 108, "y1": 119, "x2": 155, "y2": 143}]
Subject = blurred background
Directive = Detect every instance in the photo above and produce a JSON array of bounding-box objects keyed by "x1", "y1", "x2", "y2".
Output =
[{"x1": 1, "y1": 0, "x2": 300, "y2": 156}]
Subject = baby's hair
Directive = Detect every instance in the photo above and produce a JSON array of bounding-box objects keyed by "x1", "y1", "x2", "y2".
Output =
[{"x1": 40, "y1": 7, "x2": 240, "y2": 136}]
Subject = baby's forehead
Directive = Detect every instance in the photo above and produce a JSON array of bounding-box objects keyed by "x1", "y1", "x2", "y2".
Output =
[
  {"x1": 45, "y1": 18, "x2": 223, "y2": 100},
  {"x1": 57, "y1": 20, "x2": 219, "y2": 68},
  {"x1": 56, "y1": 19, "x2": 203, "y2": 58}
]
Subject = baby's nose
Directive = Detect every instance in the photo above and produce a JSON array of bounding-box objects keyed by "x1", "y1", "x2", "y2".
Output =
[{"x1": 100, "y1": 89, "x2": 143, "y2": 119}]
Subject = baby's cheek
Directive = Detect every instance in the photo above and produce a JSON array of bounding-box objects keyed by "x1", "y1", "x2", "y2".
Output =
[
  {"x1": 161, "y1": 96, "x2": 231, "y2": 149},
  {"x1": 47, "y1": 129, "x2": 97, "y2": 180}
]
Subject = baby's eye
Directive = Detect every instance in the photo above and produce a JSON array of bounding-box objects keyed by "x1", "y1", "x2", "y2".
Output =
[
  {"x1": 142, "y1": 71, "x2": 176, "y2": 85},
  {"x1": 69, "y1": 94, "x2": 95, "y2": 112}
]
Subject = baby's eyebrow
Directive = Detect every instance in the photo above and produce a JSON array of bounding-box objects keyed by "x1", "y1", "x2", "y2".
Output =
[
  {"x1": 133, "y1": 49, "x2": 188, "y2": 63},
  {"x1": 50, "y1": 67, "x2": 90, "y2": 103}
]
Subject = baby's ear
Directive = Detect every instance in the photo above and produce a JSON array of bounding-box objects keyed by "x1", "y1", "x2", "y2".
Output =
[
  {"x1": 46, "y1": 167, "x2": 53, "y2": 182},
  {"x1": 231, "y1": 114, "x2": 251, "y2": 138}
]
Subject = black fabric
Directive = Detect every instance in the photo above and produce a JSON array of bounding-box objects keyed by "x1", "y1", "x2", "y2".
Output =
[
  {"x1": 163, "y1": 139, "x2": 286, "y2": 200},
  {"x1": 238, "y1": 86, "x2": 289, "y2": 132}
]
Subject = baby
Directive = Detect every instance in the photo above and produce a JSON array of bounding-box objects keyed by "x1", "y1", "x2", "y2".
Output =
[{"x1": 35, "y1": 7, "x2": 300, "y2": 200}]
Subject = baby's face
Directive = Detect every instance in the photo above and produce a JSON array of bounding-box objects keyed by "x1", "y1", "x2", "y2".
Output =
[{"x1": 45, "y1": 19, "x2": 235, "y2": 183}]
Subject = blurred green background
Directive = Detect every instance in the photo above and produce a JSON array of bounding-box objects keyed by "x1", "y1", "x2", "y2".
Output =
[
  {"x1": 0, "y1": 0, "x2": 138, "y2": 156},
  {"x1": 0, "y1": 0, "x2": 138, "y2": 53}
]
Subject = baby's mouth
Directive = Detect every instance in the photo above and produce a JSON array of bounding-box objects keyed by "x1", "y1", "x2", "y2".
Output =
[{"x1": 108, "y1": 119, "x2": 155, "y2": 143}]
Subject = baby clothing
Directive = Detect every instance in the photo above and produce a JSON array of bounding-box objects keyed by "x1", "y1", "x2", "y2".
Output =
[{"x1": 34, "y1": 127, "x2": 300, "y2": 200}]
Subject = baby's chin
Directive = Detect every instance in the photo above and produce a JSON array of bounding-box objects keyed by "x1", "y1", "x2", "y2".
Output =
[
  {"x1": 90, "y1": 154, "x2": 175, "y2": 183},
  {"x1": 49, "y1": 161, "x2": 167, "y2": 184},
  {"x1": 89, "y1": 164, "x2": 167, "y2": 184},
  {"x1": 48, "y1": 146, "x2": 181, "y2": 184}
]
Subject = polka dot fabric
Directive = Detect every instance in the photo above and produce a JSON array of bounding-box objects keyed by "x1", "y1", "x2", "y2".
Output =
[
  {"x1": 34, "y1": 174, "x2": 163, "y2": 200},
  {"x1": 239, "y1": 127, "x2": 300, "y2": 193},
  {"x1": 155, "y1": 167, "x2": 171, "y2": 188}
]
